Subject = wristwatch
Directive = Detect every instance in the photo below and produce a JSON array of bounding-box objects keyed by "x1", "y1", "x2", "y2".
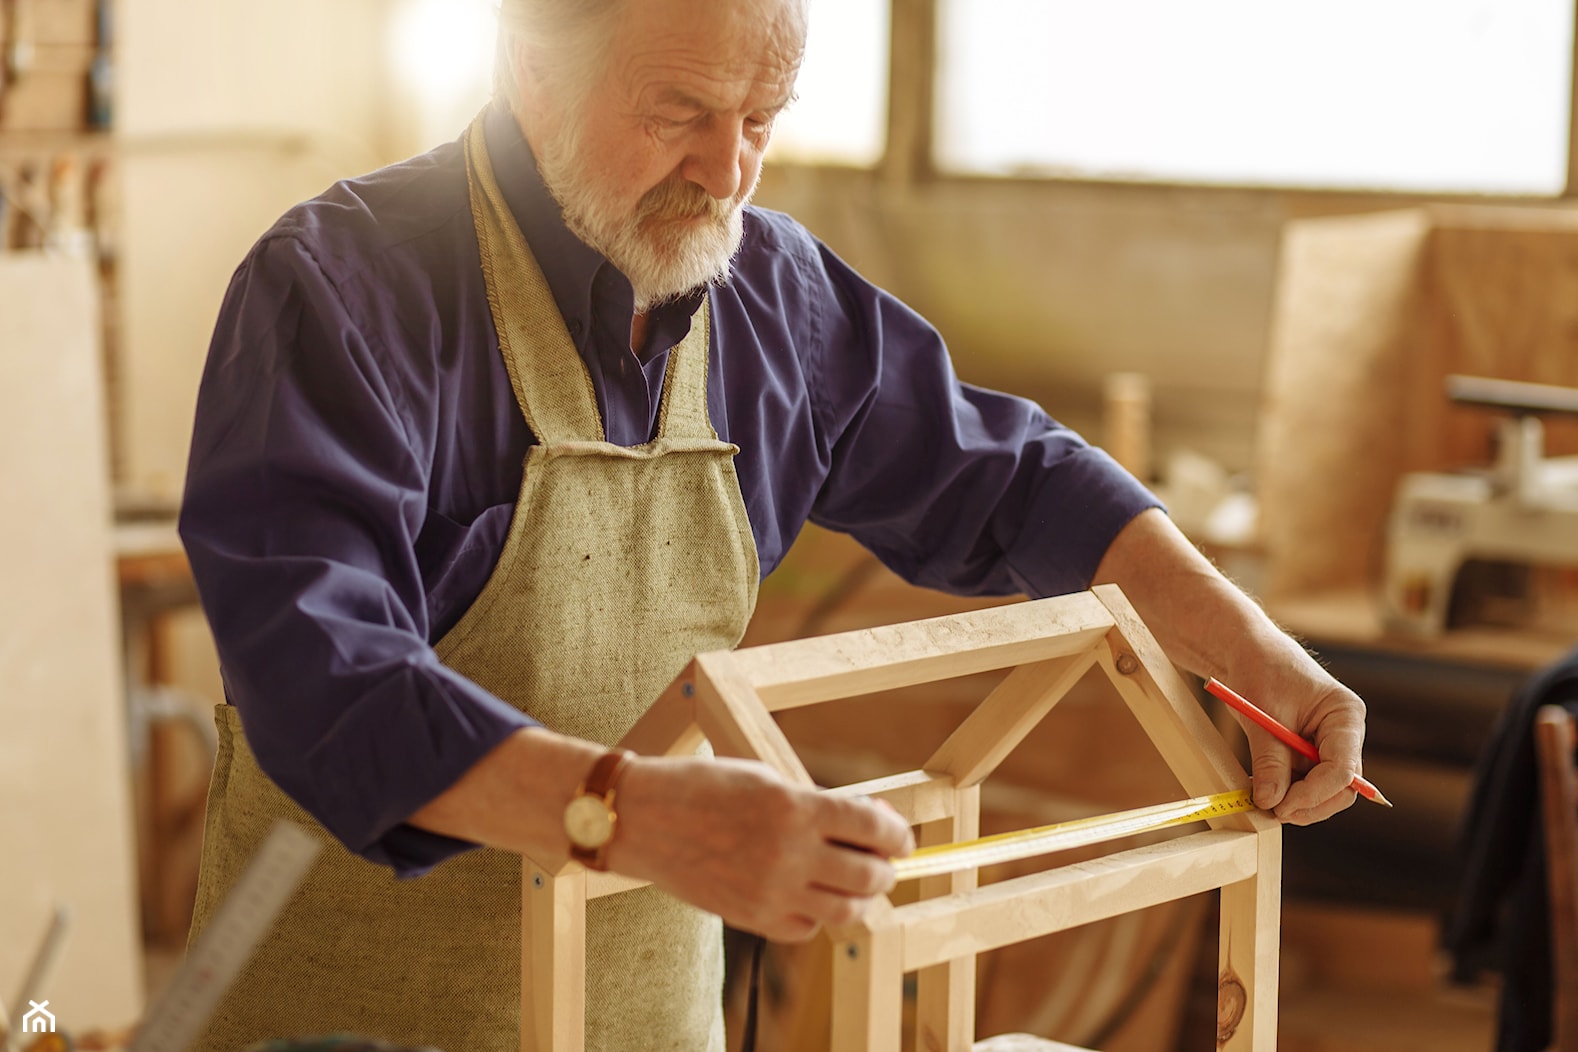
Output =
[{"x1": 563, "y1": 748, "x2": 634, "y2": 871}]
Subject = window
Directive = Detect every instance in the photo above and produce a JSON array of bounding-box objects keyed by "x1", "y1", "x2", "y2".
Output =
[
  {"x1": 767, "y1": 0, "x2": 890, "y2": 166},
  {"x1": 935, "y1": 0, "x2": 1575, "y2": 194}
]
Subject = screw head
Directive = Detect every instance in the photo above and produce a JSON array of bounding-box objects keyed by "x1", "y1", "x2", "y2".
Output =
[
  {"x1": 532, "y1": 873, "x2": 545, "y2": 889},
  {"x1": 682, "y1": 682, "x2": 695, "y2": 697},
  {"x1": 845, "y1": 944, "x2": 858, "y2": 959}
]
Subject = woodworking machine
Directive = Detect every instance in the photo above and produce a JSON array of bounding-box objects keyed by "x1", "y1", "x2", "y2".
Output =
[{"x1": 1382, "y1": 375, "x2": 1578, "y2": 637}]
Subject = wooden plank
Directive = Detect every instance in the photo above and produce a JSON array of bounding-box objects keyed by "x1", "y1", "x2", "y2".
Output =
[
  {"x1": 914, "y1": 786, "x2": 980, "y2": 1052},
  {"x1": 1536, "y1": 706, "x2": 1578, "y2": 1052},
  {"x1": 692, "y1": 652, "x2": 816, "y2": 786},
  {"x1": 1217, "y1": 826, "x2": 1282, "y2": 1051},
  {"x1": 523, "y1": 865, "x2": 587, "y2": 1052},
  {"x1": 829, "y1": 925, "x2": 904, "y2": 1052},
  {"x1": 584, "y1": 870, "x2": 648, "y2": 900},
  {"x1": 617, "y1": 661, "x2": 704, "y2": 758},
  {"x1": 925, "y1": 649, "x2": 1099, "y2": 788},
  {"x1": 1257, "y1": 208, "x2": 1429, "y2": 599},
  {"x1": 0, "y1": 256, "x2": 141, "y2": 1024},
  {"x1": 897, "y1": 830, "x2": 1260, "y2": 972},
  {"x1": 725, "y1": 593, "x2": 1116, "y2": 710},
  {"x1": 1090, "y1": 587, "x2": 1263, "y2": 835},
  {"x1": 823, "y1": 769, "x2": 959, "y2": 826}
]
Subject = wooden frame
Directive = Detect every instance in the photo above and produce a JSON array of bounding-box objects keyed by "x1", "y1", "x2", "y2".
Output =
[
  {"x1": 1536, "y1": 705, "x2": 1578, "y2": 1051},
  {"x1": 520, "y1": 584, "x2": 1281, "y2": 1051}
]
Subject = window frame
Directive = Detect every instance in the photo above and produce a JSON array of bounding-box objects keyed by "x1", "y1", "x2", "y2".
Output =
[{"x1": 868, "y1": 0, "x2": 1578, "y2": 201}]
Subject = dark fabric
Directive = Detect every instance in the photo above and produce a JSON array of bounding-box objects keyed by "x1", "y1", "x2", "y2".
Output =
[
  {"x1": 179, "y1": 99, "x2": 1161, "y2": 875},
  {"x1": 1445, "y1": 644, "x2": 1578, "y2": 1052}
]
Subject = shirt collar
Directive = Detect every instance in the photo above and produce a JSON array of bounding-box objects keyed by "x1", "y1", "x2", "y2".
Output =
[{"x1": 480, "y1": 99, "x2": 705, "y2": 362}]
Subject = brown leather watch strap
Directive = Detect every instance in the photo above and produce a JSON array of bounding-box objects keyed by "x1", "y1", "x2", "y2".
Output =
[
  {"x1": 585, "y1": 747, "x2": 634, "y2": 799},
  {"x1": 568, "y1": 748, "x2": 635, "y2": 870}
]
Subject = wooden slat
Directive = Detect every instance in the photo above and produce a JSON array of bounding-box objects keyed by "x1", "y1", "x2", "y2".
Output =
[
  {"x1": 585, "y1": 870, "x2": 648, "y2": 900},
  {"x1": 823, "y1": 769, "x2": 958, "y2": 826},
  {"x1": 725, "y1": 593, "x2": 1116, "y2": 710},
  {"x1": 925, "y1": 649, "x2": 1099, "y2": 788},
  {"x1": 830, "y1": 925, "x2": 904, "y2": 1052},
  {"x1": 1217, "y1": 826, "x2": 1282, "y2": 1051},
  {"x1": 914, "y1": 785, "x2": 980, "y2": 1052},
  {"x1": 618, "y1": 661, "x2": 704, "y2": 758},
  {"x1": 692, "y1": 652, "x2": 815, "y2": 786},
  {"x1": 1091, "y1": 585, "x2": 1263, "y2": 835},
  {"x1": 523, "y1": 866, "x2": 587, "y2": 1052},
  {"x1": 1536, "y1": 706, "x2": 1578, "y2": 1052},
  {"x1": 897, "y1": 830, "x2": 1260, "y2": 972}
]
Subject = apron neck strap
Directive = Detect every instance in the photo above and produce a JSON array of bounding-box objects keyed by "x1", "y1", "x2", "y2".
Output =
[{"x1": 465, "y1": 112, "x2": 604, "y2": 444}]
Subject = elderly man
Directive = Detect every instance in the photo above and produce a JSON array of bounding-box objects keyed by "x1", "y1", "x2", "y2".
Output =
[{"x1": 179, "y1": 0, "x2": 1368, "y2": 1049}]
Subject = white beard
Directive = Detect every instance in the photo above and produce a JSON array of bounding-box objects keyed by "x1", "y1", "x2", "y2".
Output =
[{"x1": 534, "y1": 114, "x2": 754, "y2": 312}]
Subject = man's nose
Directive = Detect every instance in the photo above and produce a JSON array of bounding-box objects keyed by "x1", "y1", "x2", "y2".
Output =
[{"x1": 681, "y1": 119, "x2": 749, "y2": 202}]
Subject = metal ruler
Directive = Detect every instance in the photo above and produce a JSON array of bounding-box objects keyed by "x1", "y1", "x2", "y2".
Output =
[
  {"x1": 3, "y1": 905, "x2": 71, "y2": 1052},
  {"x1": 128, "y1": 822, "x2": 322, "y2": 1052},
  {"x1": 892, "y1": 788, "x2": 1257, "y2": 882}
]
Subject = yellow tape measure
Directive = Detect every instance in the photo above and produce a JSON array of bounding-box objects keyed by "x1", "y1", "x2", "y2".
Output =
[{"x1": 892, "y1": 787, "x2": 1257, "y2": 883}]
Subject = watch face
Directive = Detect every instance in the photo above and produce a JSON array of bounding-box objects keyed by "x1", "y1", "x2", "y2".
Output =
[{"x1": 564, "y1": 794, "x2": 615, "y2": 850}]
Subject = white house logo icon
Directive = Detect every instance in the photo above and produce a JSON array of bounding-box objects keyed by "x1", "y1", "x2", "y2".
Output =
[{"x1": 21, "y1": 1000, "x2": 56, "y2": 1033}]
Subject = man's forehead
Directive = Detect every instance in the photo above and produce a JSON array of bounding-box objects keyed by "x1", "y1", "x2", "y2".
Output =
[{"x1": 609, "y1": 0, "x2": 806, "y2": 89}]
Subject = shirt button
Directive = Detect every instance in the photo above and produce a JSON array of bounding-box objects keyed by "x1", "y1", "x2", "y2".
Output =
[{"x1": 568, "y1": 320, "x2": 583, "y2": 337}]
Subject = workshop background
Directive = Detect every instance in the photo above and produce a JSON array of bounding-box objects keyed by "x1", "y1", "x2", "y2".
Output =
[{"x1": 3, "y1": 1, "x2": 1578, "y2": 1050}]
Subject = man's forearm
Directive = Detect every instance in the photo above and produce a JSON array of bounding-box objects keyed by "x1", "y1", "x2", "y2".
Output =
[
  {"x1": 1090, "y1": 507, "x2": 1366, "y2": 821},
  {"x1": 1091, "y1": 508, "x2": 1313, "y2": 686},
  {"x1": 409, "y1": 726, "x2": 602, "y2": 865}
]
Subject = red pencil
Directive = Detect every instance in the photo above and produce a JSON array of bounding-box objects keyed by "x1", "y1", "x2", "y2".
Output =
[{"x1": 1205, "y1": 677, "x2": 1392, "y2": 808}]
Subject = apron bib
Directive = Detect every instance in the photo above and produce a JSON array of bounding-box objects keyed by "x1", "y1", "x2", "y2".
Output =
[{"x1": 186, "y1": 110, "x2": 759, "y2": 1052}]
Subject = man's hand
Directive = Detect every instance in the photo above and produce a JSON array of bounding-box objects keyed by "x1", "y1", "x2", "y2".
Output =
[
  {"x1": 411, "y1": 729, "x2": 914, "y2": 942},
  {"x1": 1093, "y1": 508, "x2": 1368, "y2": 826},
  {"x1": 607, "y1": 756, "x2": 915, "y2": 943},
  {"x1": 1214, "y1": 653, "x2": 1367, "y2": 824}
]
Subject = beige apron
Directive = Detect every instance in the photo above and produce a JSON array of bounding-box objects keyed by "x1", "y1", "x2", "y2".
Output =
[{"x1": 186, "y1": 112, "x2": 760, "y2": 1052}]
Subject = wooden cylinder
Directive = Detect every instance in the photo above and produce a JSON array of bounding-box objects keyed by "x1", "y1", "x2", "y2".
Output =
[{"x1": 1103, "y1": 372, "x2": 1153, "y2": 483}]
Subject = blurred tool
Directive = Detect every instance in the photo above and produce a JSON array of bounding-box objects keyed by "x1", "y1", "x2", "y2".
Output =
[
  {"x1": 1382, "y1": 375, "x2": 1578, "y2": 636},
  {"x1": 88, "y1": 0, "x2": 112, "y2": 129},
  {"x1": 3, "y1": 906, "x2": 71, "y2": 1052},
  {"x1": 127, "y1": 823, "x2": 321, "y2": 1052}
]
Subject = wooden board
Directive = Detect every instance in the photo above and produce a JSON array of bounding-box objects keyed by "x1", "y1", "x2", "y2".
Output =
[
  {"x1": 1258, "y1": 204, "x2": 1578, "y2": 601},
  {"x1": 1257, "y1": 208, "x2": 1429, "y2": 599},
  {"x1": 0, "y1": 255, "x2": 143, "y2": 1028}
]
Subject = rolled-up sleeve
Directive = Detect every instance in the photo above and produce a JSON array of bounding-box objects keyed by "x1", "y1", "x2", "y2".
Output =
[
  {"x1": 179, "y1": 233, "x2": 536, "y2": 877},
  {"x1": 804, "y1": 240, "x2": 1162, "y2": 598}
]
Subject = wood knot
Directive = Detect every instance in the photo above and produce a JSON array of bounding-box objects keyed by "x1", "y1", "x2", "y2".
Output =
[
  {"x1": 1216, "y1": 969, "x2": 1247, "y2": 1044},
  {"x1": 1115, "y1": 652, "x2": 1140, "y2": 676}
]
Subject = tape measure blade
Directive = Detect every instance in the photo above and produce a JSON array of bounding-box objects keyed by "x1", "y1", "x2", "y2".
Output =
[
  {"x1": 893, "y1": 789, "x2": 1254, "y2": 882},
  {"x1": 129, "y1": 822, "x2": 321, "y2": 1052}
]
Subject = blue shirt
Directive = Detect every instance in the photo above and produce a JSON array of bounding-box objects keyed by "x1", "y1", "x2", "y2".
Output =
[{"x1": 179, "y1": 101, "x2": 1160, "y2": 876}]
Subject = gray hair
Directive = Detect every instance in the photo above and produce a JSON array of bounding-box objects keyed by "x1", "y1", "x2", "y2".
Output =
[
  {"x1": 493, "y1": 0, "x2": 629, "y2": 109},
  {"x1": 494, "y1": 0, "x2": 811, "y2": 111}
]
